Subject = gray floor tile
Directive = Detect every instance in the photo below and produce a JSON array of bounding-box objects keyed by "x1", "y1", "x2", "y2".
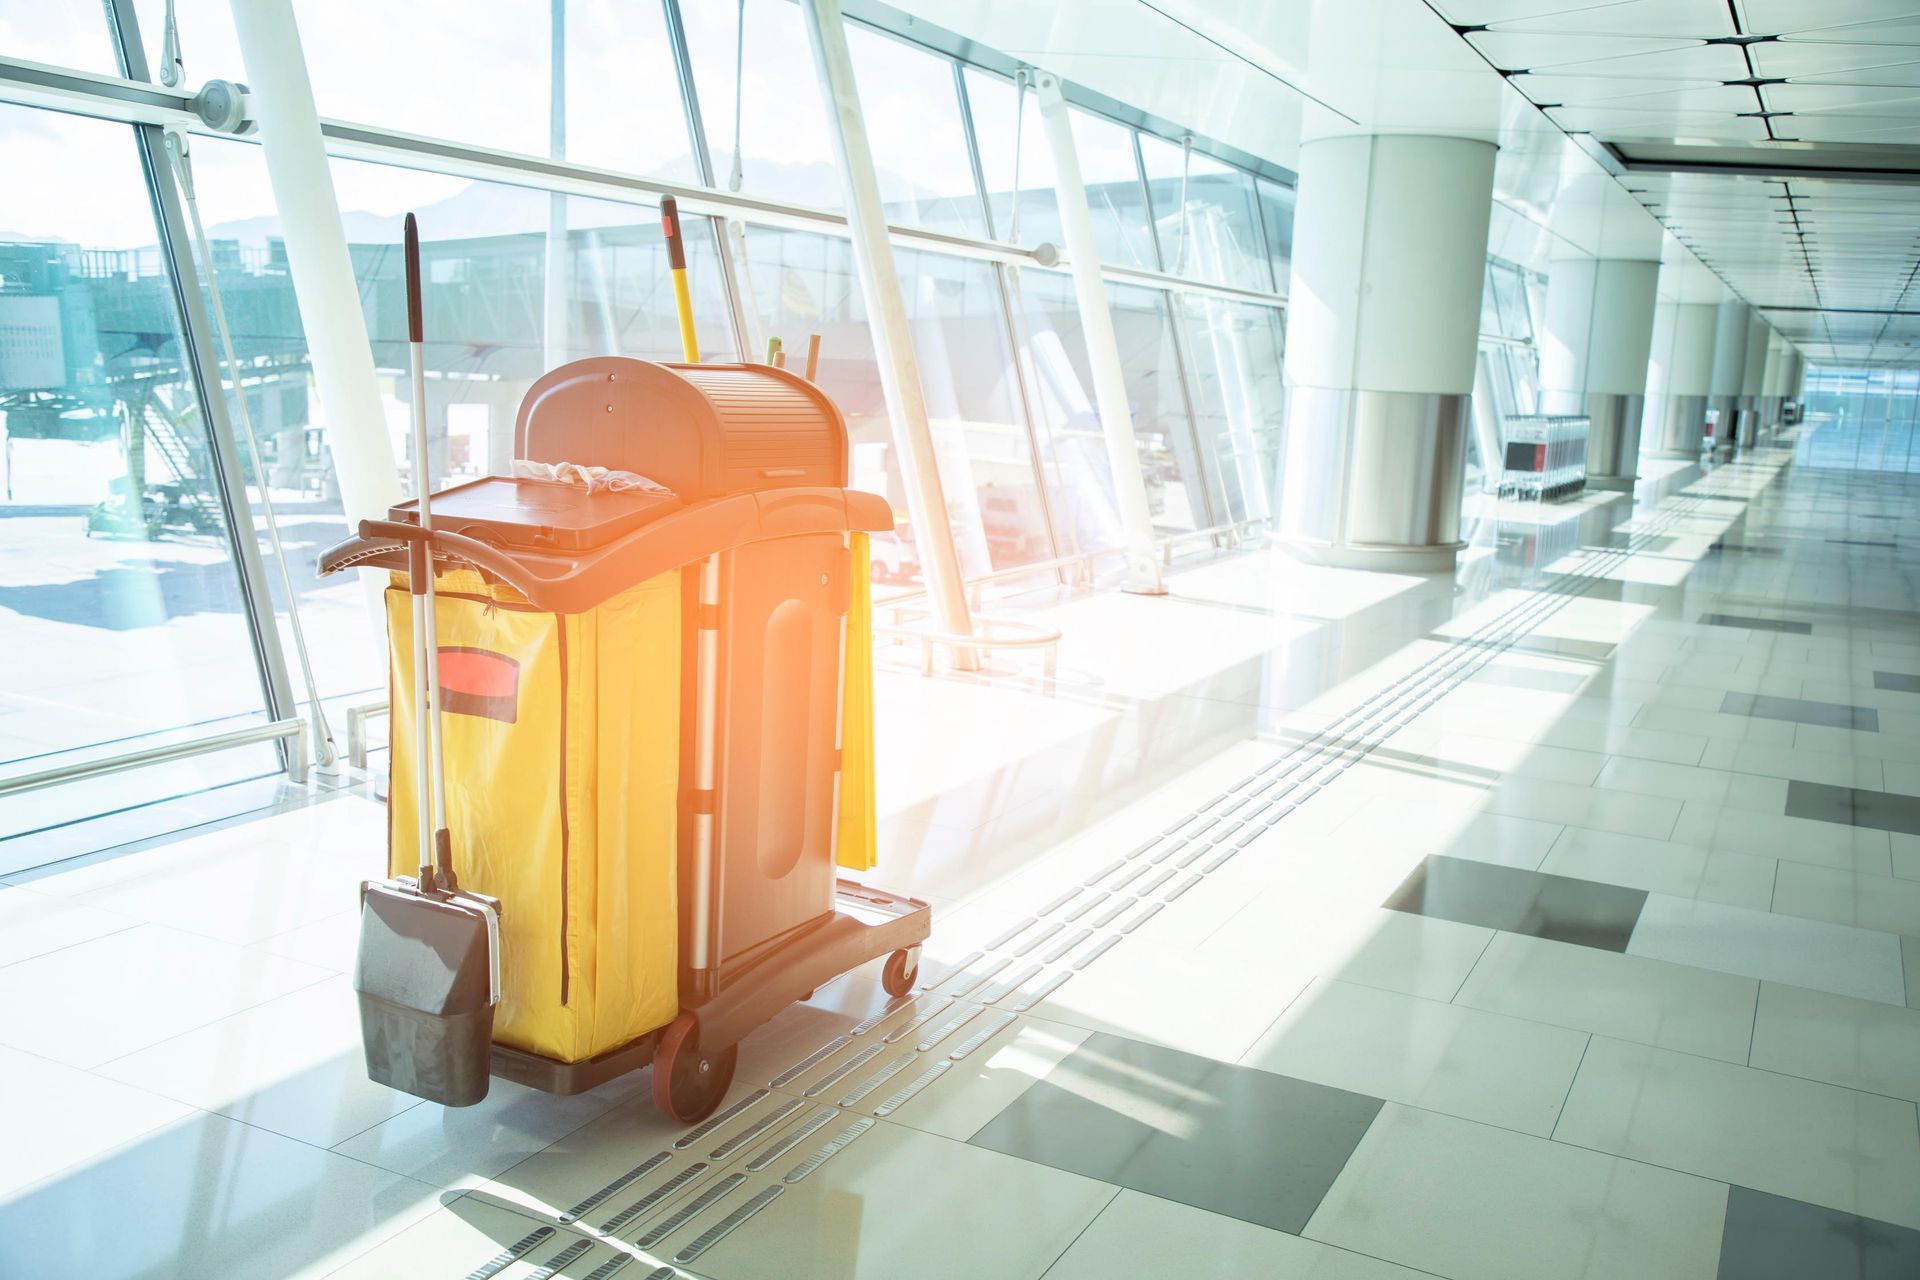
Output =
[
  {"x1": 1382, "y1": 854, "x2": 1649, "y2": 952},
  {"x1": 1877, "y1": 672, "x2": 1920, "y2": 695},
  {"x1": 1717, "y1": 1185, "x2": 1920, "y2": 1280},
  {"x1": 1721, "y1": 692, "x2": 1879, "y2": 732},
  {"x1": 969, "y1": 1031, "x2": 1382, "y2": 1234},
  {"x1": 1699, "y1": 613, "x2": 1814, "y2": 635},
  {"x1": 1786, "y1": 781, "x2": 1920, "y2": 838}
]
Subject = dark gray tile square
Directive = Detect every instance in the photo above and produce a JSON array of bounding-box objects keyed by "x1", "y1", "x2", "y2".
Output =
[
  {"x1": 1785, "y1": 781, "x2": 1920, "y2": 837},
  {"x1": 969, "y1": 1032, "x2": 1381, "y2": 1234},
  {"x1": 1699, "y1": 613, "x2": 1814, "y2": 634},
  {"x1": 1382, "y1": 855, "x2": 1648, "y2": 952},
  {"x1": 1720, "y1": 692, "x2": 1879, "y2": 732},
  {"x1": 1825, "y1": 538, "x2": 1897, "y2": 548},
  {"x1": 1874, "y1": 671, "x2": 1920, "y2": 694},
  {"x1": 1706, "y1": 542, "x2": 1783, "y2": 557},
  {"x1": 1717, "y1": 1185, "x2": 1920, "y2": 1279}
]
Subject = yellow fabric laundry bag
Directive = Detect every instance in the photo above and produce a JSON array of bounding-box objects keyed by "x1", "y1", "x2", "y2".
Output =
[{"x1": 385, "y1": 566, "x2": 680, "y2": 1064}]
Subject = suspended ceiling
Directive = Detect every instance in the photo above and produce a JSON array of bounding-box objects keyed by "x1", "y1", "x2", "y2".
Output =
[
  {"x1": 1441, "y1": 0, "x2": 1920, "y2": 366},
  {"x1": 881, "y1": 0, "x2": 1920, "y2": 365}
]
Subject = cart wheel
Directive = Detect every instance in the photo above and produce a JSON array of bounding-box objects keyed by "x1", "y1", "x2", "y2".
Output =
[
  {"x1": 881, "y1": 948, "x2": 918, "y2": 998},
  {"x1": 651, "y1": 1013, "x2": 737, "y2": 1125}
]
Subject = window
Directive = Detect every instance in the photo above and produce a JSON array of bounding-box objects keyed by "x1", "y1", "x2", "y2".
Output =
[
  {"x1": 179, "y1": 139, "x2": 737, "y2": 709},
  {"x1": 1140, "y1": 133, "x2": 1271, "y2": 291},
  {"x1": 683, "y1": 0, "x2": 843, "y2": 209},
  {"x1": 964, "y1": 67, "x2": 1061, "y2": 250},
  {"x1": 0, "y1": 106, "x2": 277, "y2": 831},
  {"x1": 1178, "y1": 297, "x2": 1285, "y2": 524},
  {"x1": 1254, "y1": 177, "x2": 1294, "y2": 291},
  {"x1": 1010, "y1": 269, "x2": 1209, "y2": 547},
  {"x1": 290, "y1": 0, "x2": 694, "y2": 181},
  {"x1": 0, "y1": 0, "x2": 117, "y2": 75},
  {"x1": 734, "y1": 226, "x2": 1052, "y2": 580},
  {"x1": 846, "y1": 26, "x2": 984, "y2": 237}
]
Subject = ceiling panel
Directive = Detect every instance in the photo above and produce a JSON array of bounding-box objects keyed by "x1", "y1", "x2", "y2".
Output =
[
  {"x1": 1510, "y1": 72, "x2": 1728, "y2": 102},
  {"x1": 1464, "y1": 31, "x2": 1702, "y2": 70},
  {"x1": 1488, "y1": 0, "x2": 1736, "y2": 37},
  {"x1": 1751, "y1": 42, "x2": 1920, "y2": 78},
  {"x1": 1503, "y1": 43, "x2": 1750, "y2": 78},
  {"x1": 1775, "y1": 16, "x2": 1920, "y2": 44},
  {"x1": 1738, "y1": 0, "x2": 1920, "y2": 33},
  {"x1": 1764, "y1": 83, "x2": 1920, "y2": 115}
]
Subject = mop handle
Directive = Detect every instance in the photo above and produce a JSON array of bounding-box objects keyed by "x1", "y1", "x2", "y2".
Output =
[
  {"x1": 405, "y1": 214, "x2": 454, "y2": 889},
  {"x1": 661, "y1": 196, "x2": 700, "y2": 364}
]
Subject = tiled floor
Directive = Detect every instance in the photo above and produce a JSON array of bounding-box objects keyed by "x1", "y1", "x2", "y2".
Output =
[{"x1": 6, "y1": 432, "x2": 1920, "y2": 1278}]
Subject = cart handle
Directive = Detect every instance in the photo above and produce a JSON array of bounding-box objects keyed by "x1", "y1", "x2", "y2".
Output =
[{"x1": 346, "y1": 518, "x2": 549, "y2": 599}]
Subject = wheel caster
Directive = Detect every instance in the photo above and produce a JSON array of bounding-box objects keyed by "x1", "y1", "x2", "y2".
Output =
[
  {"x1": 651, "y1": 1012, "x2": 738, "y2": 1125},
  {"x1": 881, "y1": 947, "x2": 919, "y2": 997}
]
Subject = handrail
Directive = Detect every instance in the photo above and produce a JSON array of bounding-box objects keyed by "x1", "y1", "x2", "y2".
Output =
[
  {"x1": 0, "y1": 717, "x2": 308, "y2": 799},
  {"x1": 872, "y1": 613, "x2": 1064, "y2": 679},
  {"x1": 877, "y1": 515, "x2": 1271, "y2": 615}
]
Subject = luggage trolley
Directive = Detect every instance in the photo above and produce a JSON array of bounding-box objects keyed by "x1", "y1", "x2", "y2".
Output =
[{"x1": 320, "y1": 356, "x2": 930, "y2": 1123}]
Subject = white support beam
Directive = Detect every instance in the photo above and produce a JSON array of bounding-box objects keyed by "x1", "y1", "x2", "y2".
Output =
[
  {"x1": 803, "y1": 0, "x2": 979, "y2": 667},
  {"x1": 227, "y1": 0, "x2": 399, "y2": 529},
  {"x1": 1035, "y1": 70, "x2": 1166, "y2": 595}
]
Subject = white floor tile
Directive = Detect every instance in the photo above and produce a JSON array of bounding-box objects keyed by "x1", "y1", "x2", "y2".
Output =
[
  {"x1": 1770, "y1": 859, "x2": 1920, "y2": 936},
  {"x1": 1046, "y1": 1189, "x2": 1431, "y2": 1280},
  {"x1": 1699, "y1": 738, "x2": 1886, "y2": 789},
  {"x1": 1627, "y1": 893, "x2": 1908, "y2": 1005},
  {"x1": 1749, "y1": 980, "x2": 1920, "y2": 1104},
  {"x1": 1304, "y1": 1104, "x2": 1726, "y2": 1280},
  {"x1": 1895, "y1": 833, "x2": 1920, "y2": 882},
  {"x1": 689, "y1": 1121, "x2": 1116, "y2": 1280},
  {"x1": 1554, "y1": 1036, "x2": 1920, "y2": 1230},
  {"x1": 1455, "y1": 932, "x2": 1759, "y2": 1064},
  {"x1": 891, "y1": 1016, "x2": 1091, "y2": 1141},
  {"x1": 0, "y1": 923, "x2": 333, "y2": 1068},
  {"x1": 1540, "y1": 826, "x2": 1777, "y2": 910},
  {"x1": 1480, "y1": 776, "x2": 1681, "y2": 841},
  {"x1": 93, "y1": 975, "x2": 419, "y2": 1148},
  {"x1": 0, "y1": 1108, "x2": 440, "y2": 1279},
  {"x1": 1025, "y1": 935, "x2": 1311, "y2": 1063},
  {"x1": 316, "y1": 1198, "x2": 577, "y2": 1280},
  {"x1": 0, "y1": 883, "x2": 136, "y2": 968},
  {"x1": 328, "y1": 1071, "x2": 647, "y2": 1190},
  {"x1": 1669, "y1": 801, "x2": 1893, "y2": 875},
  {"x1": 1242, "y1": 978, "x2": 1589, "y2": 1137},
  {"x1": 1593, "y1": 756, "x2": 1787, "y2": 813},
  {"x1": 0, "y1": 1044, "x2": 194, "y2": 1199}
]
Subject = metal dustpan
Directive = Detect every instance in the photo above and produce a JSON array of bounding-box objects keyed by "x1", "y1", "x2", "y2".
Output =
[{"x1": 352, "y1": 213, "x2": 502, "y2": 1108}]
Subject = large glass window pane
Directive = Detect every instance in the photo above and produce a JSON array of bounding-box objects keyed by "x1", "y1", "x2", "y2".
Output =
[
  {"x1": 845, "y1": 26, "x2": 983, "y2": 237},
  {"x1": 1070, "y1": 113, "x2": 1158, "y2": 269},
  {"x1": 683, "y1": 0, "x2": 842, "y2": 209},
  {"x1": 0, "y1": 106, "x2": 274, "y2": 809},
  {"x1": 179, "y1": 139, "x2": 736, "y2": 706},
  {"x1": 734, "y1": 226, "x2": 1050, "y2": 582},
  {"x1": 1139, "y1": 133, "x2": 1272, "y2": 290},
  {"x1": 1254, "y1": 177, "x2": 1295, "y2": 291},
  {"x1": 1009, "y1": 269, "x2": 1208, "y2": 548},
  {"x1": 0, "y1": 0, "x2": 117, "y2": 74},
  {"x1": 965, "y1": 67, "x2": 1061, "y2": 250},
  {"x1": 287, "y1": 0, "x2": 693, "y2": 181},
  {"x1": 1177, "y1": 297, "x2": 1285, "y2": 524}
]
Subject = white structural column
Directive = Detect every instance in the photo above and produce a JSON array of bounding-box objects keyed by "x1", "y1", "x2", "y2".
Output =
[
  {"x1": 802, "y1": 0, "x2": 978, "y2": 666},
  {"x1": 1707, "y1": 300, "x2": 1751, "y2": 450},
  {"x1": 228, "y1": 0, "x2": 399, "y2": 527},
  {"x1": 1034, "y1": 72, "x2": 1165, "y2": 594},
  {"x1": 1646, "y1": 299, "x2": 1720, "y2": 458},
  {"x1": 1540, "y1": 256, "x2": 1659, "y2": 490},
  {"x1": 1736, "y1": 312, "x2": 1771, "y2": 447},
  {"x1": 1278, "y1": 133, "x2": 1496, "y2": 573}
]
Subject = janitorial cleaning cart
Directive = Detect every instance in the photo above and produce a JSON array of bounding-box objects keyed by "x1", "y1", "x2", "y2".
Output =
[{"x1": 323, "y1": 203, "x2": 929, "y2": 1124}]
